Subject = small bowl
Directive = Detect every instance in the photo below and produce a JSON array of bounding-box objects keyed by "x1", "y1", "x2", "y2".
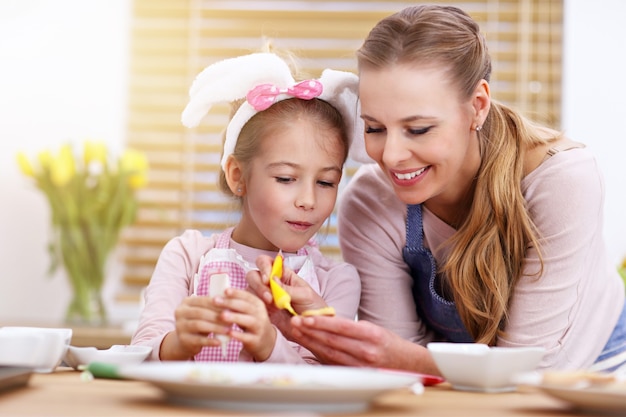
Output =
[
  {"x1": 0, "y1": 333, "x2": 45, "y2": 368},
  {"x1": 0, "y1": 327, "x2": 72, "y2": 373},
  {"x1": 427, "y1": 342, "x2": 545, "y2": 393},
  {"x1": 63, "y1": 345, "x2": 152, "y2": 369}
]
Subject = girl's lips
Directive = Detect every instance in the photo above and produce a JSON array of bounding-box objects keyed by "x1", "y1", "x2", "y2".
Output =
[
  {"x1": 287, "y1": 221, "x2": 314, "y2": 231},
  {"x1": 390, "y1": 166, "x2": 429, "y2": 186}
]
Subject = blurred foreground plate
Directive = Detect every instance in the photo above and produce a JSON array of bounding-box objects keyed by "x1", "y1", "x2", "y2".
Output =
[
  {"x1": 516, "y1": 371, "x2": 626, "y2": 415},
  {"x1": 0, "y1": 366, "x2": 32, "y2": 394},
  {"x1": 117, "y1": 362, "x2": 421, "y2": 413},
  {"x1": 537, "y1": 384, "x2": 626, "y2": 414}
]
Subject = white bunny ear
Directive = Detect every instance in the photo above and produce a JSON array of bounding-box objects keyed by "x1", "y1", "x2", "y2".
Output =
[
  {"x1": 317, "y1": 69, "x2": 373, "y2": 164},
  {"x1": 181, "y1": 53, "x2": 295, "y2": 128}
]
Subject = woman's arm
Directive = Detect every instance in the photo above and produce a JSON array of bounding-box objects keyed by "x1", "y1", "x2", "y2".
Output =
[
  {"x1": 339, "y1": 164, "x2": 434, "y2": 343},
  {"x1": 290, "y1": 315, "x2": 441, "y2": 375},
  {"x1": 286, "y1": 164, "x2": 439, "y2": 373}
]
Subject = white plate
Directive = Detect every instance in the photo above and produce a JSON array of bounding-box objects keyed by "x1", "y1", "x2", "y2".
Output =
[
  {"x1": 117, "y1": 362, "x2": 422, "y2": 413},
  {"x1": 537, "y1": 384, "x2": 626, "y2": 414},
  {"x1": 64, "y1": 345, "x2": 152, "y2": 369},
  {"x1": 515, "y1": 372, "x2": 626, "y2": 414}
]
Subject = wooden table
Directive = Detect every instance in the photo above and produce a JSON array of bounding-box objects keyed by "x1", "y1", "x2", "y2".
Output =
[{"x1": 0, "y1": 368, "x2": 581, "y2": 416}]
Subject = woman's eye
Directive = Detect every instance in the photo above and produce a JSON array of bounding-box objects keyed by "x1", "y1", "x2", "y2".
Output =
[
  {"x1": 365, "y1": 126, "x2": 385, "y2": 134},
  {"x1": 408, "y1": 126, "x2": 431, "y2": 135}
]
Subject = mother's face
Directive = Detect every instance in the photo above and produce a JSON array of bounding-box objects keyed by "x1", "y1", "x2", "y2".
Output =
[{"x1": 358, "y1": 63, "x2": 482, "y2": 208}]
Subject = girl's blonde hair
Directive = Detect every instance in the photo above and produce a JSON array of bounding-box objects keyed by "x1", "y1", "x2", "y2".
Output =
[
  {"x1": 357, "y1": 4, "x2": 559, "y2": 344},
  {"x1": 218, "y1": 97, "x2": 350, "y2": 197}
]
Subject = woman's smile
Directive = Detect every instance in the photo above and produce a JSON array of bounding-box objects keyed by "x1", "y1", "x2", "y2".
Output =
[{"x1": 390, "y1": 166, "x2": 429, "y2": 186}]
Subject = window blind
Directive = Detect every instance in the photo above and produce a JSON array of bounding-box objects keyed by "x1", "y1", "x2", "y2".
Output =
[{"x1": 117, "y1": 0, "x2": 563, "y2": 303}]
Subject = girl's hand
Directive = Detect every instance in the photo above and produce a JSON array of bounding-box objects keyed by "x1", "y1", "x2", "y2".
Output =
[
  {"x1": 279, "y1": 267, "x2": 327, "y2": 313},
  {"x1": 290, "y1": 315, "x2": 441, "y2": 375},
  {"x1": 247, "y1": 255, "x2": 327, "y2": 313},
  {"x1": 245, "y1": 255, "x2": 276, "y2": 304},
  {"x1": 160, "y1": 295, "x2": 230, "y2": 360},
  {"x1": 216, "y1": 288, "x2": 277, "y2": 362}
]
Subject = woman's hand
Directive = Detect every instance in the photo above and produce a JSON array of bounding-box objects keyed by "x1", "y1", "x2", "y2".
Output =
[{"x1": 290, "y1": 315, "x2": 441, "y2": 375}]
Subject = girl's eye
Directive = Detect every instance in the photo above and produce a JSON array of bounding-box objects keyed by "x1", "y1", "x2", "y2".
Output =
[
  {"x1": 275, "y1": 176, "x2": 294, "y2": 184},
  {"x1": 317, "y1": 180, "x2": 336, "y2": 188},
  {"x1": 408, "y1": 126, "x2": 431, "y2": 135},
  {"x1": 365, "y1": 126, "x2": 385, "y2": 134}
]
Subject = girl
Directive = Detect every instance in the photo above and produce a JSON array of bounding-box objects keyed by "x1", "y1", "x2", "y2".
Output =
[{"x1": 131, "y1": 52, "x2": 362, "y2": 364}]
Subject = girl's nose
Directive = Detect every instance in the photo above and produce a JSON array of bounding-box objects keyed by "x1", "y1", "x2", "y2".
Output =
[{"x1": 295, "y1": 184, "x2": 315, "y2": 210}]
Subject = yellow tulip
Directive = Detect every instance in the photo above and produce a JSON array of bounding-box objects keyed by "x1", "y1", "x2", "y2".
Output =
[
  {"x1": 16, "y1": 139, "x2": 146, "y2": 325},
  {"x1": 83, "y1": 140, "x2": 107, "y2": 166},
  {"x1": 16, "y1": 152, "x2": 35, "y2": 177},
  {"x1": 50, "y1": 144, "x2": 76, "y2": 187},
  {"x1": 120, "y1": 149, "x2": 148, "y2": 189},
  {"x1": 37, "y1": 150, "x2": 52, "y2": 170}
]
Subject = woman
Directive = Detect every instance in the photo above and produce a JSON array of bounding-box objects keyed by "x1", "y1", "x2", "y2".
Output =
[{"x1": 249, "y1": 4, "x2": 626, "y2": 374}]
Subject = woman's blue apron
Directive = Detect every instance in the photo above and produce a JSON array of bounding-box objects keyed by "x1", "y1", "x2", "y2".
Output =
[{"x1": 402, "y1": 204, "x2": 473, "y2": 342}]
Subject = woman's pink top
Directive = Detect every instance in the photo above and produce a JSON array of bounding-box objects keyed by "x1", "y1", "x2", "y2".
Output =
[{"x1": 338, "y1": 148, "x2": 624, "y2": 370}]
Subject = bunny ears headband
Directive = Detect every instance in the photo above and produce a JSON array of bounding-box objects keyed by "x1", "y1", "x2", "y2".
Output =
[{"x1": 181, "y1": 52, "x2": 371, "y2": 169}]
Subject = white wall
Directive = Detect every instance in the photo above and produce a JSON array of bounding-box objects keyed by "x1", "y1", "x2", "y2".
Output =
[
  {"x1": 562, "y1": 0, "x2": 626, "y2": 265},
  {"x1": 1, "y1": 0, "x2": 625, "y2": 324},
  {"x1": 0, "y1": 0, "x2": 131, "y2": 324}
]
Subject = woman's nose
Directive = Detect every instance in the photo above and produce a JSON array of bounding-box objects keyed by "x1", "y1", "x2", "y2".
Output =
[{"x1": 382, "y1": 132, "x2": 411, "y2": 166}]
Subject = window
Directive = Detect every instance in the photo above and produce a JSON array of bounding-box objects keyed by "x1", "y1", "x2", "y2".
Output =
[{"x1": 118, "y1": 0, "x2": 563, "y2": 303}]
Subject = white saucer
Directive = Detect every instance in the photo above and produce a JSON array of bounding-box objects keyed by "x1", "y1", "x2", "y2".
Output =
[{"x1": 63, "y1": 345, "x2": 152, "y2": 369}]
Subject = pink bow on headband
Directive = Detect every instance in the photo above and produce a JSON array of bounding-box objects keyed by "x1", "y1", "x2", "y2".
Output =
[{"x1": 246, "y1": 79, "x2": 324, "y2": 111}]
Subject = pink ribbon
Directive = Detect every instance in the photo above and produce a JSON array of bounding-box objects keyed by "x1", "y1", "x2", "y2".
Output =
[{"x1": 246, "y1": 79, "x2": 324, "y2": 111}]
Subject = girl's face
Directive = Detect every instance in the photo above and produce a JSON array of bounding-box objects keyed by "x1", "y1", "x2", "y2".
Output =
[
  {"x1": 359, "y1": 63, "x2": 482, "y2": 212},
  {"x1": 235, "y1": 117, "x2": 344, "y2": 253}
]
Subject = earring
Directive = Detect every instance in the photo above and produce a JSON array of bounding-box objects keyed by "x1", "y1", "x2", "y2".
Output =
[
  {"x1": 237, "y1": 188, "x2": 242, "y2": 193},
  {"x1": 475, "y1": 125, "x2": 482, "y2": 132}
]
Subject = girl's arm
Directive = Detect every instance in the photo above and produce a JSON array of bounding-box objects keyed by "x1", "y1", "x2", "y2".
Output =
[{"x1": 131, "y1": 230, "x2": 217, "y2": 360}]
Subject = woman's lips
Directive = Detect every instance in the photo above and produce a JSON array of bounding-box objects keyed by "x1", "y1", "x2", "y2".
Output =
[{"x1": 390, "y1": 166, "x2": 429, "y2": 186}]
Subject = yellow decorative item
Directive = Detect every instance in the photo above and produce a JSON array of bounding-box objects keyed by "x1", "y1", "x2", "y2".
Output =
[
  {"x1": 16, "y1": 140, "x2": 148, "y2": 325},
  {"x1": 268, "y1": 251, "x2": 297, "y2": 316},
  {"x1": 267, "y1": 250, "x2": 336, "y2": 317},
  {"x1": 301, "y1": 306, "x2": 336, "y2": 317}
]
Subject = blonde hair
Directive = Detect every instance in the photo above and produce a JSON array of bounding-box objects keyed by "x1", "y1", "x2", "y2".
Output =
[
  {"x1": 218, "y1": 97, "x2": 350, "y2": 197},
  {"x1": 357, "y1": 4, "x2": 559, "y2": 344}
]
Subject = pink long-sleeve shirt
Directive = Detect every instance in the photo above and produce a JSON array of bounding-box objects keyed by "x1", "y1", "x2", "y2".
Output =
[
  {"x1": 132, "y1": 230, "x2": 360, "y2": 363},
  {"x1": 337, "y1": 147, "x2": 624, "y2": 370}
]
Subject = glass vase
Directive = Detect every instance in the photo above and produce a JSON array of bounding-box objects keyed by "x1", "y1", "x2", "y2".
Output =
[{"x1": 56, "y1": 225, "x2": 111, "y2": 326}]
